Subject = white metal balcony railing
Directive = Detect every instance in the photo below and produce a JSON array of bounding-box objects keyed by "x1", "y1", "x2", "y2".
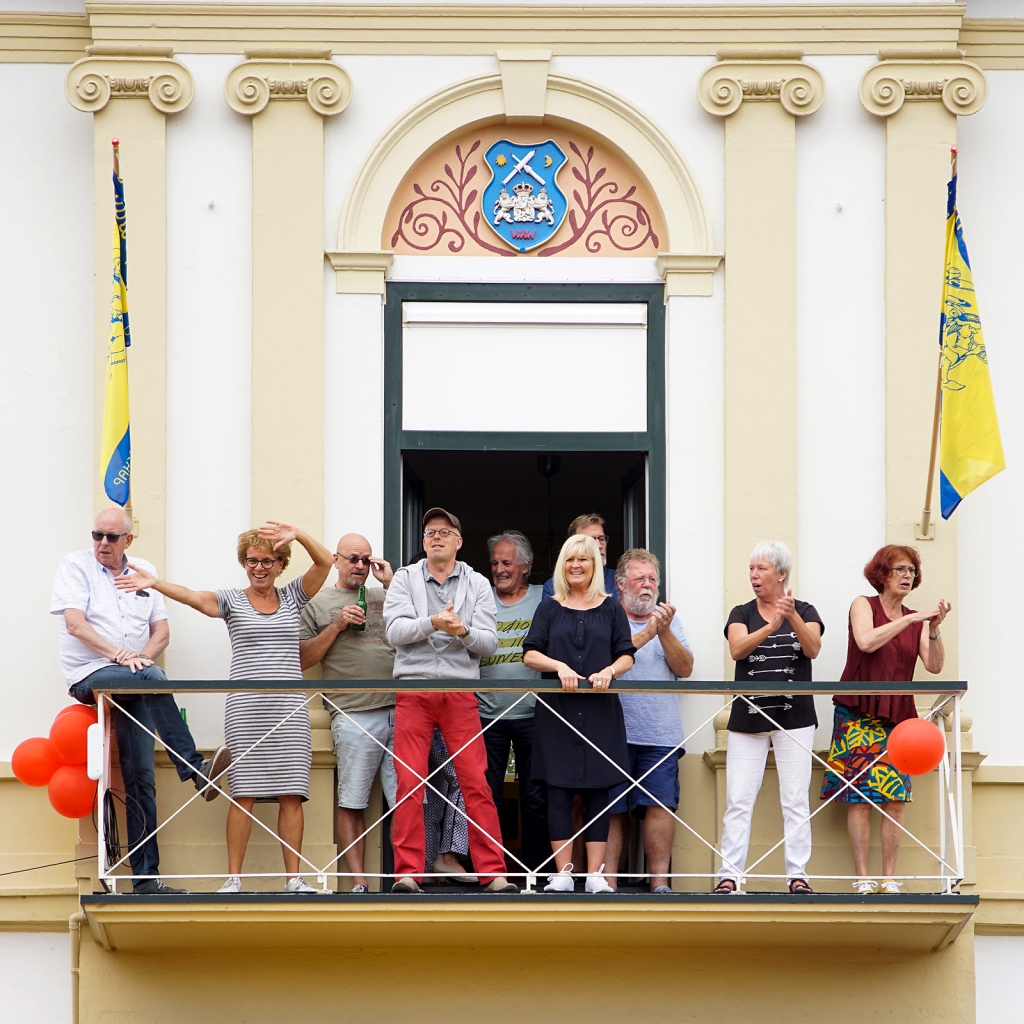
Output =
[{"x1": 86, "y1": 678, "x2": 968, "y2": 896}]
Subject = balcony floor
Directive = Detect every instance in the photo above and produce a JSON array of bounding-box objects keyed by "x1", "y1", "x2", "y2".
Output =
[{"x1": 81, "y1": 891, "x2": 977, "y2": 953}]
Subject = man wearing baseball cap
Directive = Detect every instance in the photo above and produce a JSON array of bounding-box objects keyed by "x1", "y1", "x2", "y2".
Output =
[{"x1": 383, "y1": 508, "x2": 516, "y2": 893}]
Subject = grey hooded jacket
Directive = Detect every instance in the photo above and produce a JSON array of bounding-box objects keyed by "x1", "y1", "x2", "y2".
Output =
[{"x1": 383, "y1": 560, "x2": 498, "y2": 679}]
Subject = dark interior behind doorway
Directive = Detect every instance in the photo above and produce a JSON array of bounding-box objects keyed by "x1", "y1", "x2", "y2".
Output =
[{"x1": 402, "y1": 450, "x2": 646, "y2": 579}]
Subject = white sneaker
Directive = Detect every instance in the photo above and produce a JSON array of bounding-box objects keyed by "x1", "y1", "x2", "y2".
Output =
[
  {"x1": 879, "y1": 878, "x2": 904, "y2": 895},
  {"x1": 544, "y1": 863, "x2": 575, "y2": 893},
  {"x1": 284, "y1": 875, "x2": 320, "y2": 894},
  {"x1": 217, "y1": 875, "x2": 241, "y2": 894},
  {"x1": 852, "y1": 878, "x2": 878, "y2": 895},
  {"x1": 585, "y1": 864, "x2": 614, "y2": 894}
]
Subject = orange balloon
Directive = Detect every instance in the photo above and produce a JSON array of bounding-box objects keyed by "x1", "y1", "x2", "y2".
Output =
[
  {"x1": 887, "y1": 718, "x2": 946, "y2": 776},
  {"x1": 55, "y1": 704, "x2": 98, "y2": 725},
  {"x1": 47, "y1": 764, "x2": 97, "y2": 818},
  {"x1": 49, "y1": 712, "x2": 90, "y2": 765},
  {"x1": 12, "y1": 737, "x2": 63, "y2": 787}
]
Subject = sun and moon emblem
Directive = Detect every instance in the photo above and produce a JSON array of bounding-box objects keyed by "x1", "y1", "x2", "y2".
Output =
[{"x1": 482, "y1": 140, "x2": 569, "y2": 252}]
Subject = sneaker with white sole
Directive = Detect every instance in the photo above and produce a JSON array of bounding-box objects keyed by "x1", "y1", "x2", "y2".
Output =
[
  {"x1": 879, "y1": 878, "x2": 904, "y2": 894},
  {"x1": 350, "y1": 884, "x2": 369, "y2": 894},
  {"x1": 284, "y1": 876, "x2": 320, "y2": 894},
  {"x1": 194, "y1": 745, "x2": 232, "y2": 802},
  {"x1": 544, "y1": 863, "x2": 575, "y2": 893},
  {"x1": 585, "y1": 864, "x2": 614, "y2": 894},
  {"x1": 217, "y1": 875, "x2": 241, "y2": 894},
  {"x1": 852, "y1": 878, "x2": 878, "y2": 895}
]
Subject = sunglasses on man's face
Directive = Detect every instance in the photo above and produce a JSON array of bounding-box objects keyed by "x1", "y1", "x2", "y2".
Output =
[{"x1": 92, "y1": 531, "x2": 128, "y2": 543}]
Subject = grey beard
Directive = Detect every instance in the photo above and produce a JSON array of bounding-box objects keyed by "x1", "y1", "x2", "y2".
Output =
[{"x1": 623, "y1": 592, "x2": 657, "y2": 617}]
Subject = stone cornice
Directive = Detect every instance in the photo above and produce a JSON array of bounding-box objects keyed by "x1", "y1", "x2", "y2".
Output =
[
  {"x1": 859, "y1": 55, "x2": 987, "y2": 117},
  {"x1": 325, "y1": 251, "x2": 394, "y2": 295},
  {"x1": 65, "y1": 52, "x2": 194, "y2": 113},
  {"x1": 224, "y1": 55, "x2": 352, "y2": 117},
  {"x1": 0, "y1": 13, "x2": 90, "y2": 64},
  {"x1": 697, "y1": 56, "x2": 825, "y2": 118},
  {"x1": 656, "y1": 253, "x2": 723, "y2": 298}
]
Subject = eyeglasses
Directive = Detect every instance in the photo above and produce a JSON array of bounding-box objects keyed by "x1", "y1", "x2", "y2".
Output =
[
  {"x1": 626, "y1": 575, "x2": 659, "y2": 586},
  {"x1": 890, "y1": 565, "x2": 919, "y2": 578},
  {"x1": 245, "y1": 557, "x2": 279, "y2": 569},
  {"x1": 424, "y1": 528, "x2": 458, "y2": 539},
  {"x1": 92, "y1": 531, "x2": 128, "y2": 543},
  {"x1": 338, "y1": 554, "x2": 372, "y2": 565}
]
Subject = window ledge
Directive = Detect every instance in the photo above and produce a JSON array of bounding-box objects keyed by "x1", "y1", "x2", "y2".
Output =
[{"x1": 81, "y1": 892, "x2": 976, "y2": 953}]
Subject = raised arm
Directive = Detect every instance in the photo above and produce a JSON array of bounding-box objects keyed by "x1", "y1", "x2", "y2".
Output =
[
  {"x1": 849, "y1": 595, "x2": 926, "y2": 654},
  {"x1": 776, "y1": 591, "x2": 821, "y2": 660},
  {"x1": 918, "y1": 599, "x2": 951, "y2": 674},
  {"x1": 259, "y1": 521, "x2": 333, "y2": 598},
  {"x1": 114, "y1": 564, "x2": 220, "y2": 617}
]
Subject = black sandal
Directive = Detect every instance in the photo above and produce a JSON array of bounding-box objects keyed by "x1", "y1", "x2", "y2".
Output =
[
  {"x1": 713, "y1": 879, "x2": 737, "y2": 894},
  {"x1": 788, "y1": 878, "x2": 814, "y2": 894}
]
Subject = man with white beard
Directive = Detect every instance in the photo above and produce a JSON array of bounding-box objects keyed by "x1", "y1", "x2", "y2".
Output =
[{"x1": 605, "y1": 549, "x2": 693, "y2": 893}]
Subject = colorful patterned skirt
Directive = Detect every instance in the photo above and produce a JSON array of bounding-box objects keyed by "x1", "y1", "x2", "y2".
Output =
[{"x1": 820, "y1": 704, "x2": 912, "y2": 804}]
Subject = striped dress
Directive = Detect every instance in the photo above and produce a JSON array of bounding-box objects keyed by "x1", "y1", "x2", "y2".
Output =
[{"x1": 216, "y1": 577, "x2": 312, "y2": 800}]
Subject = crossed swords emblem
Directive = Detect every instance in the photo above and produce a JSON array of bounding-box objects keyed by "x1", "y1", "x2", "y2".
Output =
[{"x1": 501, "y1": 149, "x2": 546, "y2": 186}]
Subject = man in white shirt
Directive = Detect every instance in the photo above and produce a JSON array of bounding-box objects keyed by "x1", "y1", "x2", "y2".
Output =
[{"x1": 50, "y1": 508, "x2": 230, "y2": 895}]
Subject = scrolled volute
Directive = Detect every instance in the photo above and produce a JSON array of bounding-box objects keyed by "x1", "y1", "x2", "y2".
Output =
[
  {"x1": 698, "y1": 60, "x2": 825, "y2": 119},
  {"x1": 225, "y1": 59, "x2": 352, "y2": 118},
  {"x1": 859, "y1": 60, "x2": 987, "y2": 118},
  {"x1": 65, "y1": 56, "x2": 194, "y2": 114}
]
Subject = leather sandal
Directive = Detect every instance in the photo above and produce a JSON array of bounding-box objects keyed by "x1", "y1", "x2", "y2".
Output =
[
  {"x1": 713, "y1": 878, "x2": 737, "y2": 894},
  {"x1": 788, "y1": 878, "x2": 814, "y2": 894}
]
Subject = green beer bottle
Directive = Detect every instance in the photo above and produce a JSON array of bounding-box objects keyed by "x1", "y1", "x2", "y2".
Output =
[{"x1": 352, "y1": 584, "x2": 367, "y2": 632}]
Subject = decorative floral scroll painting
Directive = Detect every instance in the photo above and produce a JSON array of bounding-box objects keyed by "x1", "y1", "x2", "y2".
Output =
[{"x1": 384, "y1": 126, "x2": 665, "y2": 257}]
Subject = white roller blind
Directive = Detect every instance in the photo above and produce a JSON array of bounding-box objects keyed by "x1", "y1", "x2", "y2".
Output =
[{"x1": 402, "y1": 302, "x2": 648, "y2": 433}]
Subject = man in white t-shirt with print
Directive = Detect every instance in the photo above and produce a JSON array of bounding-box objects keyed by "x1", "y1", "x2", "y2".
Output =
[{"x1": 605, "y1": 548, "x2": 693, "y2": 893}]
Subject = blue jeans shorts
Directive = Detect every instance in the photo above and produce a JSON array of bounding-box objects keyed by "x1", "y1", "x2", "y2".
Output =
[{"x1": 609, "y1": 744, "x2": 682, "y2": 817}]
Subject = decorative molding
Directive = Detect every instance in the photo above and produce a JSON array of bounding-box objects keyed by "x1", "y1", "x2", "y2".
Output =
[
  {"x1": 859, "y1": 58, "x2": 987, "y2": 117},
  {"x1": 325, "y1": 251, "x2": 394, "y2": 294},
  {"x1": 657, "y1": 253, "x2": 724, "y2": 298},
  {"x1": 960, "y1": 18, "x2": 1024, "y2": 71},
  {"x1": 224, "y1": 56, "x2": 352, "y2": 117},
  {"x1": 65, "y1": 54, "x2": 194, "y2": 114},
  {"x1": 81, "y1": 4, "x2": 966, "y2": 56},
  {"x1": 497, "y1": 49, "x2": 551, "y2": 123},
  {"x1": 0, "y1": 13, "x2": 90, "y2": 64},
  {"x1": 698, "y1": 58, "x2": 825, "y2": 118}
]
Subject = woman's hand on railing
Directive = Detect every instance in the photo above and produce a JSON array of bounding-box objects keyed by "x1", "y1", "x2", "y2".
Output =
[
  {"x1": 556, "y1": 663, "x2": 582, "y2": 691},
  {"x1": 589, "y1": 668, "x2": 613, "y2": 690}
]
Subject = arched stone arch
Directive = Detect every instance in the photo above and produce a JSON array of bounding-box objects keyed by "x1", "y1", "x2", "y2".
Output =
[{"x1": 336, "y1": 69, "x2": 716, "y2": 259}]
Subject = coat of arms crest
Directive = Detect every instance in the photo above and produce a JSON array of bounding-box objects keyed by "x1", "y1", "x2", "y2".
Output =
[{"x1": 482, "y1": 140, "x2": 568, "y2": 252}]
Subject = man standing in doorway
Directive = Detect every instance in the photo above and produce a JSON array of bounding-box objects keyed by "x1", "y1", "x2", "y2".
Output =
[
  {"x1": 541, "y1": 513, "x2": 618, "y2": 601},
  {"x1": 299, "y1": 533, "x2": 396, "y2": 893},
  {"x1": 384, "y1": 508, "x2": 516, "y2": 893},
  {"x1": 605, "y1": 548, "x2": 692, "y2": 893},
  {"x1": 478, "y1": 531, "x2": 548, "y2": 870}
]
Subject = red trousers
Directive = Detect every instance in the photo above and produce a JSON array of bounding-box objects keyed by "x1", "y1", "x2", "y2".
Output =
[{"x1": 392, "y1": 692, "x2": 506, "y2": 882}]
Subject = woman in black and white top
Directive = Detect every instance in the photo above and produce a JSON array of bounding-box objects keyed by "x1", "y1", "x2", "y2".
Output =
[
  {"x1": 715, "y1": 540, "x2": 823, "y2": 895},
  {"x1": 115, "y1": 521, "x2": 333, "y2": 894}
]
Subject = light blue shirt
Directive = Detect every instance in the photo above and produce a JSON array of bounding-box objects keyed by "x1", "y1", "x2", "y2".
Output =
[{"x1": 618, "y1": 614, "x2": 689, "y2": 747}]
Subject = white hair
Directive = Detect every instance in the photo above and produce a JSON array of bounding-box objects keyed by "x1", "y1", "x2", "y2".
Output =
[
  {"x1": 749, "y1": 540, "x2": 792, "y2": 581},
  {"x1": 95, "y1": 507, "x2": 132, "y2": 534},
  {"x1": 487, "y1": 530, "x2": 533, "y2": 572}
]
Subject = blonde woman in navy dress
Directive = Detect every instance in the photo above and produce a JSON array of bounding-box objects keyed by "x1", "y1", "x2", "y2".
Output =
[{"x1": 117, "y1": 521, "x2": 333, "y2": 893}]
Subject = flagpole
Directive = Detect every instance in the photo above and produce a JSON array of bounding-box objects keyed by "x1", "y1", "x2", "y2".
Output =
[
  {"x1": 111, "y1": 138, "x2": 134, "y2": 527},
  {"x1": 919, "y1": 145, "x2": 957, "y2": 541}
]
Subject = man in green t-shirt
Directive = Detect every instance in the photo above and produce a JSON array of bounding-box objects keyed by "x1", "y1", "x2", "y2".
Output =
[
  {"x1": 478, "y1": 530, "x2": 548, "y2": 870},
  {"x1": 300, "y1": 533, "x2": 396, "y2": 892}
]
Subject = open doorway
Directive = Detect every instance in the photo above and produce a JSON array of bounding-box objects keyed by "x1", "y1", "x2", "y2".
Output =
[{"x1": 401, "y1": 450, "x2": 647, "y2": 576}]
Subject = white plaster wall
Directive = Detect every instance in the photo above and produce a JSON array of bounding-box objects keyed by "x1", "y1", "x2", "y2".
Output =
[
  {"x1": 0, "y1": 932, "x2": 71, "y2": 1024},
  {"x1": 165, "y1": 55, "x2": 253, "y2": 746},
  {"x1": 956, "y1": 72, "x2": 1024, "y2": 766},
  {"x1": 975, "y1": 935, "x2": 1024, "y2": 1024},
  {"x1": 795, "y1": 55, "x2": 887, "y2": 746},
  {"x1": 0, "y1": 64, "x2": 93, "y2": 759},
  {"x1": 666, "y1": 283, "x2": 726, "y2": 754}
]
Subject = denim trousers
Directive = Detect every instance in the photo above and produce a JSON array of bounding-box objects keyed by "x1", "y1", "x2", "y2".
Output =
[
  {"x1": 481, "y1": 715, "x2": 550, "y2": 870},
  {"x1": 71, "y1": 664, "x2": 204, "y2": 881}
]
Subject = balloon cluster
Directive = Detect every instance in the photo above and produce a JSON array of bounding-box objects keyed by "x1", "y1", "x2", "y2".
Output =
[{"x1": 12, "y1": 705, "x2": 99, "y2": 818}]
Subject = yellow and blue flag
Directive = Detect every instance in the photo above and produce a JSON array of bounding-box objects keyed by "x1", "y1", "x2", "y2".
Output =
[
  {"x1": 939, "y1": 170, "x2": 1004, "y2": 518},
  {"x1": 101, "y1": 170, "x2": 131, "y2": 506}
]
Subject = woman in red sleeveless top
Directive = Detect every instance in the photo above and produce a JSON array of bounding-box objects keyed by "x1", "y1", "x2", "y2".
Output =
[{"x1": 820, "y1": 545, "x2": 950, "y2": 894}]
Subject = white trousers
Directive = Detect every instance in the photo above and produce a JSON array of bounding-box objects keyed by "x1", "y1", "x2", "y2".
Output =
[{"x1": 718, "y1": 726, "x2": 815, "y2": 883}]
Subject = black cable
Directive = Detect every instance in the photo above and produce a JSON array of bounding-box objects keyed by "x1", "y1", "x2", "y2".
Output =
[{"x1": 0, "y1": 855, "x2": 93, "y2": 879}]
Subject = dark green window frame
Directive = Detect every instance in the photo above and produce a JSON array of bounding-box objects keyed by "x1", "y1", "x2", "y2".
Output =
[{"x1": 383, "y1": 281, "x2": 666, "y2": 572}]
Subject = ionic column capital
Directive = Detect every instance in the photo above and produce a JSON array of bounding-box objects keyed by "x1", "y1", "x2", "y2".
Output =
[
  {"x1": 225, "y1": 50, "x2": 352, "y2": 118},
  {"x1": 859, "y1": 54, "x2": 988, "y2": 118},
  {"x1": 698, "y1": 55, "x2": 825, "y2": 119},
  {"x1": 65, "y1": 50, "x2": 194, "y2": 114}
]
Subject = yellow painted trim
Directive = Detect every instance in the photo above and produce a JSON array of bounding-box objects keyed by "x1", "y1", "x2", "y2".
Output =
[
  {"x1": 974, "y1": 766, "x2": 1024, "y2": 785},
  {"x1": 82, "y1": 4, "x2": 966, "y2": 56},
  {"x1": 338, "y1": 70, "x2": 714, "y2": 257},
  {"x1": 975, "y1": 895, "x2": 1024, "y2": 936},
  {"x1": 0, "y1": 13, "x2": 90, "y2": 63},
  {"x1": 325, "y1": 251, "x2": 394, "y2": 295},
  {"x1": 960, "y1": 18, "x2": 1024, "y2": 70},
  {"x1": 657, "y1": 253, "x2": 724, "y2": 297}
]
